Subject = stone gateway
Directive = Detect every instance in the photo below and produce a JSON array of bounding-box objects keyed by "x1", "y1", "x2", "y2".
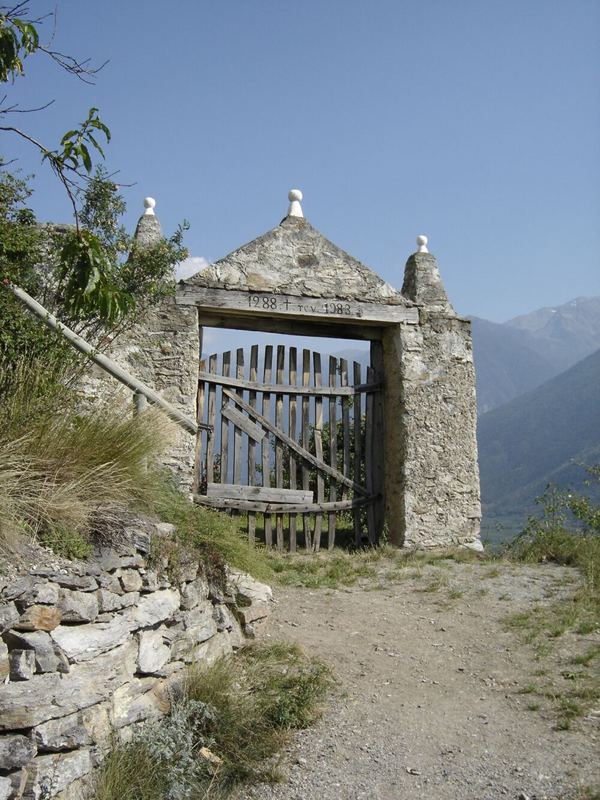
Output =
[{"x1": 111, "y1": 190, "x2": 481, "y2": 550}]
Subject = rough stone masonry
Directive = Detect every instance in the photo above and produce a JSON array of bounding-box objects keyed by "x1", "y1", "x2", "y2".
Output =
[
  {"x1": 102, "y1": 194, "x2": 481, "y2": 549},
  {"x1": 0, "y1": 514, "x2": 272, "y2": 799}
]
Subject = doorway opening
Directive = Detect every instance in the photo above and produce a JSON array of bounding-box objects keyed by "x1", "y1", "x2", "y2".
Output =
[{"x1": 194, "y1": 329, "x2": 383, "y2": 551}]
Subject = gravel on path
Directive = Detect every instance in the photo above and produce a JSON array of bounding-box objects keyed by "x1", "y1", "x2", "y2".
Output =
[{"x1": 240, "y1": 561, "x2": 599, "y2": 800}]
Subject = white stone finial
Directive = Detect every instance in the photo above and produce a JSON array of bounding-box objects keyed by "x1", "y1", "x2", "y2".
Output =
[
  {"x1": 143, "y1": 197, "x2": 156, "y2": 216},
  {"x1": 287, "y1": 188, "x2": 304, "y2": 218},
  {"x1": 416, "y1": 234, "x2": 429, "y2": 253}
]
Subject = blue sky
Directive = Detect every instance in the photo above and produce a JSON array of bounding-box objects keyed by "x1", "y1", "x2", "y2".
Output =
[{"x1": 4, "y1": 0, "x2": 600, "y2": 325}]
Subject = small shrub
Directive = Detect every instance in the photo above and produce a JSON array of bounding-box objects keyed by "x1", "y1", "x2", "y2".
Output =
[
  {"x1": 93, "y1": 701, "x2": 216, "y2": 800},
  {"x1": 92, "y1": 642, "x2": 333, "y2": 800},
  {"x1": 505, "y1": 475, "x2": 600, "y2": 725},
  {"x1": 182, "y1": 642, "x2": 332, "y2": 788},
  {"x1": 38, "y1": 526, "x2": 93, "y2": 560}
]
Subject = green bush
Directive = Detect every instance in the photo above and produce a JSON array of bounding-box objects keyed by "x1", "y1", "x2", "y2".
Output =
[
  {"x1": 506, "y1": 473, "x2": 600, "y2": 726},
  {"x1": 508, "y1": 476, "x2": 600, "y2": 604},
  {"x1": 92, "y1": 700, "x2": 217, "y2": 800},
  {"x1": 0, "y1": 165, "x2": 187, "y2": 374}
]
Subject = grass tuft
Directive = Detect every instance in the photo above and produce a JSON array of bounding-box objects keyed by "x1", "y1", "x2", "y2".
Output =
[
  {"x1": 148, "y1": 479, "x2": 273, "y2": 583},
  {"x1": 267, "y1": 551, "x2": 376, "y2": 589},
  {"x1": 505, "y1": 502, "x2": 600, "y2": 726},
  {"x1": 0, "y1": 392, "x2": 173, "y2": 553},
  {"x1": 92, "y1": 642, "x2": 332, "y2": 800}
]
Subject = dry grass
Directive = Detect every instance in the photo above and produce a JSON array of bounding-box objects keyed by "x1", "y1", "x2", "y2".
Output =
[
  {"x1": 92, "y1": 642, "x2": 333, "y2": 800},
  {"x1": 266, "y1": 544, "x2": 487, "y2": 590},
  {"x1": 505, "y1": 526, "x2": 600, "y2": 727},
  {"x1": 0, "y1": 365, "x2": 175, "y2": 556}
]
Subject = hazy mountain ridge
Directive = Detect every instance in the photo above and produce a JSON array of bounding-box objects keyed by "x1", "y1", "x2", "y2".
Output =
[
  {"x1": 478, "y1": 347, "x2": 600, "y2": 538},
  {"x1": 470, "y1": 317, "x2": 556, "y2": 413},
  {"x1": 505, "y1": 296, "x2": 600, "y2": 372},
  {"x1": 471, "y1": 295, "x2": 600, "y2": 413}
]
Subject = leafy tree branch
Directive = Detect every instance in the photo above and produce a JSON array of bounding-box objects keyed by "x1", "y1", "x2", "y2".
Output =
[
  {"x1": 1, "y1": 4, "x2": 188, "y2": 332},
  {"x1": 1, "y1": 3, "x2": 189, "y2": 376}
]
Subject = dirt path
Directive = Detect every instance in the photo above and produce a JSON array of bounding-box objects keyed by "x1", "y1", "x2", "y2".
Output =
[{"x1": 241, "y1": 560, "x2": 599, "y2": 800}]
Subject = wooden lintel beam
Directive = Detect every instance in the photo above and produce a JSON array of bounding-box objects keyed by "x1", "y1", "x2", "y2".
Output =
[
  {"x1": 195, "y1": 312, "x2": 385, "y2": 341},
  {"x1": 177, "y1": 286, "x2": 418, "y2": 326}
]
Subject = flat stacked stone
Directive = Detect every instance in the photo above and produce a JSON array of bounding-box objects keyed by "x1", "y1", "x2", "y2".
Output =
[{"x1": 0, "y1": 516, "x2": 272, "y2": 799}]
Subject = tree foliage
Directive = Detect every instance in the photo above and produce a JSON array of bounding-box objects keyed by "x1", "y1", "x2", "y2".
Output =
[
  {"x1": 0, "y1": 4, "x2": 189, "y2": 384},
  {"x1": 0, "y1": 166, "x2": 188, "y2": 392}
]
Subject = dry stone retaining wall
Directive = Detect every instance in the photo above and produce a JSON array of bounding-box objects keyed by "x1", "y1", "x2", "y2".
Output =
[{"x1": 0, "y1": 519, "x2": 272, "y2": 799}]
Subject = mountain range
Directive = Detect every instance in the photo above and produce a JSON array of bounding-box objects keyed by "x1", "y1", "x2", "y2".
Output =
[
  {"x1": 478, "y1": 346, "x2": 600, "y2": 541},
  {"x1": 471, "y1": 296, "x2": 600, "y2": 414}
]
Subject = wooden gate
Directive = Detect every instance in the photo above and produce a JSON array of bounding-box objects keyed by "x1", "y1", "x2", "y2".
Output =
[{"x1": 193, "y1": 344, "x2": 384, "y2": 550}]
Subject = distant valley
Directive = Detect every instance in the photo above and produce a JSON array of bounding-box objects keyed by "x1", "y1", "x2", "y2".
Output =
[{"x1": 473, "y1": 296, "x2": 600, "y2": 543}]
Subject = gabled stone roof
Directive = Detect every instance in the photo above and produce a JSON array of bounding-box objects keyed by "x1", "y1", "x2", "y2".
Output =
[{"x1": 182, "y1": 216, "x2": 411, "y2": 306}]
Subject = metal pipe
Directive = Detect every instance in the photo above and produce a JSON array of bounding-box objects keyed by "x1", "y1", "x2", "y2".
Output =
[{"x1": 5, "y1": 282, "x2": 208, "y2": 435}]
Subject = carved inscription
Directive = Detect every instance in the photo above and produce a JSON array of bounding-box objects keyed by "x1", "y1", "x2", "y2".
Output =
[{"x1": 247, "y1": 294, "x2": 357, "y2": 317}]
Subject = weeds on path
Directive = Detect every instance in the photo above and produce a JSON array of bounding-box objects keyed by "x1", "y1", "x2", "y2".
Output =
[
  {"x1": 267, "y1": 545, "x2": 484, "y2": 590},
  {"x1": 505, "y1": 480, "x2": 600, "y2": 728}
]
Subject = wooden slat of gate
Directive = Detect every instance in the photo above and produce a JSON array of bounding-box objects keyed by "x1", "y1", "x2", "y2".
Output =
[
  {"x1": 233, "y1": 349, "x2": 244, "y2": 485},
  {"x1": 207, "y1": 484, "x2": 312, "y2": 503},
  {"x1": 353, "y1": 361, "x2": 362, "y2": 545},
  {"x1": 275, "y1": 345, "x2": 285, "y2": 550},
  {"x1": 301, "y1": 349, "x2": 311, "y2": 550},
  {"x1": 247, "y1": 345, "x2": 258, "y2": 544},
  {"x1": 222, "y1": 406, "x2": 264, "y2": 442},
  {"x1": 328, "y1": 355, "x2": 337, "y2": 550},
  {"x1": 220, "y1": 351, "x2": 231, "y2": 484},
  {"x1": 195, "y1": 494, "x2": 373, "y2": 514},
  {"x1": 194, "y1": 358, "x2": 206, "y2": 494},
  {"x1": 365, "y1": 365, "x2": 377, "y2": 544},
  {"x1": 313, "y1": 352, "x2": 324, "y2": 552},
  {"x1": 222, "y1": 388, "x2": 365, "y2": 495},
  {"x1": 206, "y1": 353, "x2": 217, "y2": 483},
  {"x1": 197, "y1": 370, "x2": 381, "y2": 396},
  {"x1": 371, "y1": 341, "x2": 385, "y2": 541},
  {"x1": 340, "y1": 358, "x2": 350, "y2": 501},
  {"x1": 261, "y1": 346, "x2": 273, "y2": 547},
  {"x1": 288, "y1": 347, "x2": 298, "y2": 552}
]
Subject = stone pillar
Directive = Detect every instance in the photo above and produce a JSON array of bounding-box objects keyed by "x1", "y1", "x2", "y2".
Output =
[
  {"x1": 85, "y1": 202, "x2": 200, "y2": 491},
  {"x1": 117, "y1": 299, "x2": 199, "y2": 491},
  {"x1": 382, "y1": 251, "x2": 481, "y2": 548},
  {"x1": 125, "y1": 203, "x2": 200, "y2": 490}
]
